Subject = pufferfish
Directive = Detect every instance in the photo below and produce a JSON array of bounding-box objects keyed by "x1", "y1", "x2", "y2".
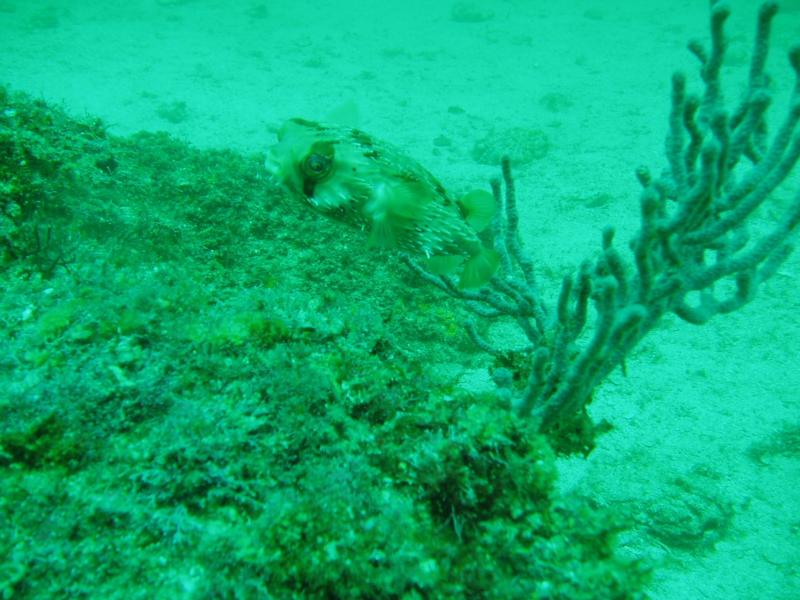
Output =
[{"x1": 265, "y1": 118, "x2": 501, "y2": 288}]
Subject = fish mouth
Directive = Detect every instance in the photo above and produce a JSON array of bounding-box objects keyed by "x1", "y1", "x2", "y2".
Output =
[
  {"x1": 264, "y1": 147, "x2": 282, "y2": 179},
  {"x1": 265, "y1": 145, "x2": 297, "y2": 192}
]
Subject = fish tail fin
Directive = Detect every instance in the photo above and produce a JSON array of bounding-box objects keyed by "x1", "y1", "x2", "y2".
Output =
[{"x1": 459, "y1": 246, "x2": 501, "y2": 289}]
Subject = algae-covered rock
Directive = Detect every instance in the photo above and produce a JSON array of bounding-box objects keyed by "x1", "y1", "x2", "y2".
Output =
[
  {"x1": 471, "y1": 126, "x2": 550, "y2": 167},
  {"x1": 0, "y1": 88, "x2": 648, "y2": 599}
]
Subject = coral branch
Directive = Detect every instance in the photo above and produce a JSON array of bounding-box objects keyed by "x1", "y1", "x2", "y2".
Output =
[{"x1": 405, "y1": 2, "x2": 800, "y2": 446}]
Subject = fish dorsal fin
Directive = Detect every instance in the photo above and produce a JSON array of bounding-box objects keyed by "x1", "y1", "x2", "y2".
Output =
[
  {"x1": 458, "y1": 189, "x2": 496, "y2": 231},
  {"x1": 325, "y1": 100, "x2": 360, "y2": 129}
]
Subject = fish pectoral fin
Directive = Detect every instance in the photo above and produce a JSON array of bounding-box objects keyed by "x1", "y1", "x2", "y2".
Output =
[
  {"x1": 367, "y1": 215, "x2": 398, "y2": 249},
  {"x1": 459, "y1": 247, "x2": 501, "y2": 289},
  {"x1": 458, "y1": 189, "x2": 496, "y2": 232},
  {"x1": 367, "y1": 182, "x2": 430, "y2": 249},
  {"x1": 383, "y1": 182, "x2": 430, "y2": 221},
  {"x1": 423, "y1": 255, "x2": 464, "y2": 275}
]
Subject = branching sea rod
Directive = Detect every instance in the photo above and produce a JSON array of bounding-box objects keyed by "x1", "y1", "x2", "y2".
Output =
[{"x1": 404, "y1": 1, "x2": 800, "y2": 447}]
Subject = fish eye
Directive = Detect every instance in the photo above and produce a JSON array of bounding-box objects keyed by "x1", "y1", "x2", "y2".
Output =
[{"x1": 302, "y1": 153, "x2": 332, "y2": 180}]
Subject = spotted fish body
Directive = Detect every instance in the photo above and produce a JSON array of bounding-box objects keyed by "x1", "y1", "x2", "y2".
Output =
[{"x1": 265, "y1": 118, "x2": 499, "y2": 288}]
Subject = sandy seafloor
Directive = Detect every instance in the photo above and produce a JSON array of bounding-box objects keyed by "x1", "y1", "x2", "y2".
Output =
[{"x1": 2, "y1": 0, "x2": 799, "y2": 598}]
